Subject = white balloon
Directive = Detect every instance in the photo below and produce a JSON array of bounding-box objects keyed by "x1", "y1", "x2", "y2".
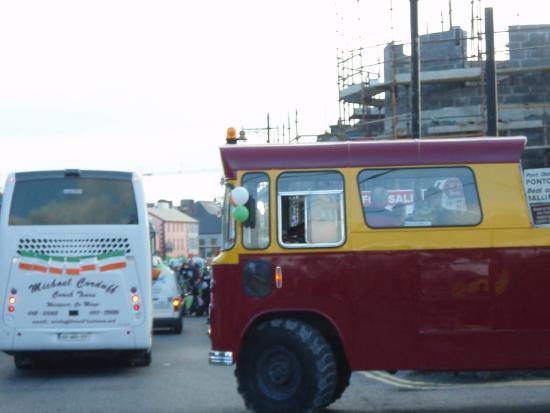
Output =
[{"x1": 231, "y1": 186, "x2": 250, "y2": 206}]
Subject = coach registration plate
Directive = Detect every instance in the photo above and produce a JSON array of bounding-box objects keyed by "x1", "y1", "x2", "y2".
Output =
[{"x1": 58, "y1": 333, "x2": 90, "y2": 342}]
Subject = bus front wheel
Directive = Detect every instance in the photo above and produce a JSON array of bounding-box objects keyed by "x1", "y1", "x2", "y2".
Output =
[{"x1": 235, "y1": 319, "x2": 337, "y2": 413}]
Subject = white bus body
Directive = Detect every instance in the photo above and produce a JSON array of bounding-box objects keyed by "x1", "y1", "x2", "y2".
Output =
[{"x1": 0, "y1": 170, "x2": 152, "y2": 368}]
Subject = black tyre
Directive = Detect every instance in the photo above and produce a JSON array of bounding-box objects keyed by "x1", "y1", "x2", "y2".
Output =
[
  {"x1": 121, "y1": 350, "x2": 152, "y2": 367},
  {"x1": 173, "y1": 318, "x2": 183, "y2": 335},
  {"x1": 14, "y1": 354, "x2": 34, "y2": 370},
  {"x1": 236, "y1": 319, "x2": 337, "y2": 413},
  {"x1": 135, "y1": 350, "x2": 152, "y2": 367},
  {"x1": 331, "y1": 359, "x2": 351, "y2": 404}
]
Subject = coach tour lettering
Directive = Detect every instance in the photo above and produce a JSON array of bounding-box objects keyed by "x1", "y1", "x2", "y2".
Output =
[
  {"x1": 23, "y1": 275, "x2": 120, "y2": 325},
  {"x1": 28, "y1": 278, "x2": 73, "y2": 293},
  {"x1": 77, "y1": 291, "x2": 96, "y2": 298},
  {"x1": 52, "y1": 291, "x2": 74, "y2": 299},
  {"x1": 28, "y1": 277, "x2": 119, "y2": 295},
  {"x1": 47, "y1": 302, "x2": 71, "y2": 307},
  {"x1": 76, "y1": 277, "x2": 119, "y2": 294}
]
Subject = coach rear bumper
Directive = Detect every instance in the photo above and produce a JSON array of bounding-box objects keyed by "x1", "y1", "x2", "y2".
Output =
[{"x1": 0, "y1": 326, "x2": 152, "y2": 351}]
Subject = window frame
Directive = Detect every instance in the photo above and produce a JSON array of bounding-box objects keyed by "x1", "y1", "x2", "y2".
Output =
[
  {"x1": 357, "y1": 166, "x2": 484, "y2": 229},
  {"x1": 276, "y1": 170, "x2": 346, "y2": 249},
  {"x1": 221, "y1": 183, "x2": 236, "y2": 251},
  {"x1": 242, "y1": 172, "x2": 271, "y2": 251}
]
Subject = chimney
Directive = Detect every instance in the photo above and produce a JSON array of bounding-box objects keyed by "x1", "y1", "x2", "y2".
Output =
[
  {"x1": 157, "y1": 200, "x2": 172, "y2": 209},
  {"x1": 180, "y1": 199, "x2": 194, "y2": 215}
]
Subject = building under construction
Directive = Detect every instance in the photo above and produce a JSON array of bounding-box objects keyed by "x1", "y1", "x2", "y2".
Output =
[{"x1": 324, "y1": 20, "x2": 550, "y2": 169}]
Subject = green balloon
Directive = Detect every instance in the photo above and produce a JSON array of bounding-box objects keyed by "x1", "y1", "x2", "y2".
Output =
[{"x1": 232, "y1": 205, "x2": 249, "y2": 223}]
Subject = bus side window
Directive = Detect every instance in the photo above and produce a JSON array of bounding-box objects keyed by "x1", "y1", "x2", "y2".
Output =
[
  {"x1": 358, "y1": 167, "x2": 482, "y2": 228},
  {"x1": 278, "y1": 171, "x2": 345, "y2": 248},
  {"x1": 307, "y1": 193, "x2": 341, "y2": 243},
  {"x1": 280, "y1": 195, "x2": 306, "y2": 244},
  {"x1": 242, "y1": 173, "x2": 270, "y2": 249}
]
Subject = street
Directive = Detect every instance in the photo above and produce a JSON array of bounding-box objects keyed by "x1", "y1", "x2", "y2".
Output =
[{"x1": 2, "y1": 317, "x2": 550, "y2": 413}]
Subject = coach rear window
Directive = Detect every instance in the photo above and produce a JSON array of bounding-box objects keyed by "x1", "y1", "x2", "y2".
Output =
[{"x1": 9, "y1": 178, "x2": 138, "y2": 225}]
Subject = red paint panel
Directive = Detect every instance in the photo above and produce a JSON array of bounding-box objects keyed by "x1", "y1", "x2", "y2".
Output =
[
  {"x1": 211, "y1": 245, "x2": 550, "y2": 371},
  {"x1": 220, "y1": 137, "x2": 526, "y2": 179},
  {"x1": 209, "y1": 264, "x2": 241, "y2": 356}
]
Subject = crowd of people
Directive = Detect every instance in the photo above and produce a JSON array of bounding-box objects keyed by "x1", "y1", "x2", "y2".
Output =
[{"x1": 168, "y1": 256, "x2": 211, "y2": 318}]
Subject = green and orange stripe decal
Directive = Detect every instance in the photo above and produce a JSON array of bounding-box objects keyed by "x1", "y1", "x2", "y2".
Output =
[
  {"x1": 98, "y1": 250, "x2": 127, "y2": 272},
  {"x1": 48, "y1": 256, "x2": 64, "y2": 274},
  {"x1": 19, "y1": 251, "x2": 49, "y2": 273},
  {"x1": 18, "y1": 251, "x2": 127, "y2": 275}
]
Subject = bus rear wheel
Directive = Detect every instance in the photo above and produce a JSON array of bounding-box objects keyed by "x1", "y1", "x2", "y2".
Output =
[
  {"x1": 14, "y1": 354, "x2": 35, "y2": 370},
  {"x1": 235, "y1": 319, "x2": 337, "y2": 413},
  {"x1": 120, "y1": 349, "x2": 152, "y2": 367}
]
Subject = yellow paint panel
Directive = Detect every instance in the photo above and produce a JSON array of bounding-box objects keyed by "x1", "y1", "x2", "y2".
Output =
[{"x1": 216, "y1": 163, "x2": 549, "y2": 263}]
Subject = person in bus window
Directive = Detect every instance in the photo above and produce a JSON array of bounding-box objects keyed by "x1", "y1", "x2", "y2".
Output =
[
  {"x1": 365, "y1": 186, "x2": 400, "y2": 227},
  {"x1": 391, "y1": 202, "x2": 408, "y2": 226},
  {"x1": 425, "y1": 186, "x2": 454, "y2": 226}
]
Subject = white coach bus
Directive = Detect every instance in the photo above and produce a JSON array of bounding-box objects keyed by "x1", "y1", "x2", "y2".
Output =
[{"x1": 0, "y1": 170, "x2": 153, "y2": 369}]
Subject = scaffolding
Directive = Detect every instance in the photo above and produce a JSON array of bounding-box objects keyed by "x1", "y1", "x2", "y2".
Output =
[{"x1": 333, "y1": 1, "x2": 550, "y2": 167}]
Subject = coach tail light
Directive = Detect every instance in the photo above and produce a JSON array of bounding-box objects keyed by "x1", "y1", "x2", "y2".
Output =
[
  {"x1": 7, "y1": 289, "x2": 17, "y2": 313},
  {"x1": 131, "y1": 288, "x2": 142, "y2": 312}
]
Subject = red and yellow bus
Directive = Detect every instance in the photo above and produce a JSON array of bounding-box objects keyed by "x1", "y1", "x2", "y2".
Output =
[{"x1": 209, "y1": 136, "x2": 546, "y2": 413}]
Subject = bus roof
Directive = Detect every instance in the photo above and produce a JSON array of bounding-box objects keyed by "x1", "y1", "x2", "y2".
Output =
[{"x1": 220, "y1": 136, "x2": 527, "y2": 179}]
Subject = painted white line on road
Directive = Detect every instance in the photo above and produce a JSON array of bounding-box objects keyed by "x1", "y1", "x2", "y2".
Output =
[
  {"x1": 361, "y1": 372, "x2": 425, "y2": 389},
  {"x1": 365, "y1": 371, "x2": 447, "y2": 388},
  {"x1": 361, "y1": 372, "x2": 446, "y2": 390},
  {"x1": 360, "y1": 371, "x2": 550, "y2": 391}
]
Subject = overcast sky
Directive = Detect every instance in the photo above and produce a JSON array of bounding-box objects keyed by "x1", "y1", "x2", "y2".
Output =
[{"x1": 0, "y1": 0, "x2": 544, "y2": 203}]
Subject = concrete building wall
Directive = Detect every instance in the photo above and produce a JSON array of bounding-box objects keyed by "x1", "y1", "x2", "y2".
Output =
[
  {"x1": 335, "y1": 24, "x2": 550, "y2": 168},
  {"x1": 199, "y1": 234, "x2": 222, "y2": 259},
  {"x1": 148, "y1": 214, "x2": 197, "y2": 258},
  {"x1": 149, "y1": 214, "x2": 164, "y2": 256},
  {"x1": 164, "y1": 221, "x2": 188, "y2": 258},
  {"x1": 380, "y1": 25, "x2": 550, "y2": 169}
]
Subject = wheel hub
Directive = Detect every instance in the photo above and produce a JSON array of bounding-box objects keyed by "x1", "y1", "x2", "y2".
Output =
[
  {"x1": 268, "y1": 357, "x2": 291, "y2": 385},
  {"x1": 257, "y1": 345, "x2": 302, "y2": 401}
]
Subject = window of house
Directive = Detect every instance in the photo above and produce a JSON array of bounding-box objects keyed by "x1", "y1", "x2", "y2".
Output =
[
  {"x1": 277, "y1": 171, "x2": 345, "y2": 248},
  {"x1": 242, "y1": 173, "x2": 270, "y2": 249},
  {"x1": 358, "y1": 167, "x2": 482, "y2": 228}
]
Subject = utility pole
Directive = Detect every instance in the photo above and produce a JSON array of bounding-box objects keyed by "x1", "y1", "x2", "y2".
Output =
[
  {"x1": 410, "y1": 0, "x2": 421, "y2": 139},
  {"x1": 449, "y1": 0, "x2": 453, "y2": 30},
  {"x1": 485, "y1": 7, "x2": 498, "y2": 136},
  {"x1": 267, "y1": 113, "x2": 271, "y2": 143},
  {"x1": 287, "y1": 113, "x2": 291, "y2": 144},
  {"x1": 295, "y1": 109, "x2": 299, "y2": 142},
  {"x1": 242, "y1": 113, "x2": 275, "y2": 144}
]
